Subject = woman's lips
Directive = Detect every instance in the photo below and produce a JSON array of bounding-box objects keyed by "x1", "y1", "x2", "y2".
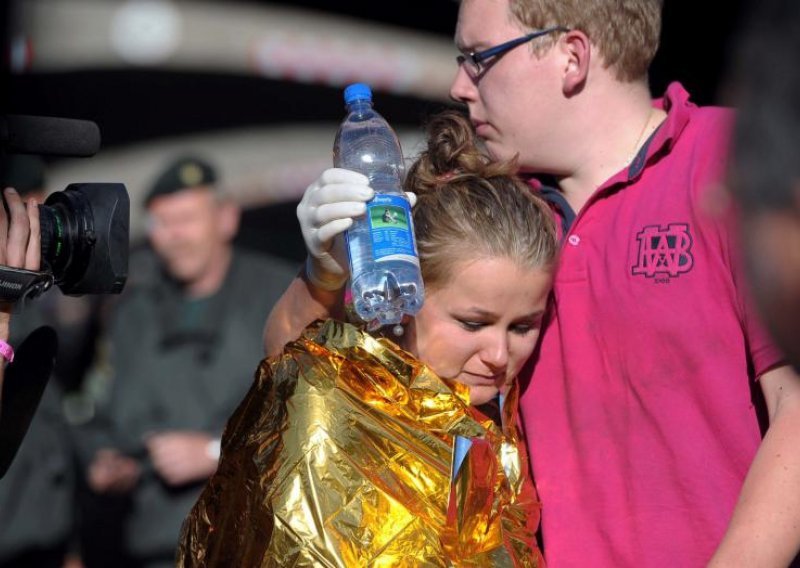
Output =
[{"x1": 462, "y1": 371, "x2": 504, "y2": 385}]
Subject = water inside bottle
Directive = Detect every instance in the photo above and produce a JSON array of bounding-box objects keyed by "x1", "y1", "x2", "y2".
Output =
[{"x1": 356, "y1": 271, "x2": 421, "y2": 330}]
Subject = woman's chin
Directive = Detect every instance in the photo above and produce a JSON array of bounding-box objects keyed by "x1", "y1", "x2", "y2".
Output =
[{"x1": 468, "y1": 385, "x2": 500, "y2": 406}]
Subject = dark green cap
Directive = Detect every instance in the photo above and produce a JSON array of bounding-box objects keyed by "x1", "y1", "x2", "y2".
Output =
[{"x1": 145, "y1": 155, "x2": 217, "y2": 206}]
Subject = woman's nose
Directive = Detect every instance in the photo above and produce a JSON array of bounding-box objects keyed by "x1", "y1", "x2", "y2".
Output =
[{"x1": 480, "y1": 331, "x2": 509, "y2": 371}]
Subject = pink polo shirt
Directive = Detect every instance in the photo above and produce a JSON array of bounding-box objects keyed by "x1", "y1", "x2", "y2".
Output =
[{"x1": 522, "y1": 83, "x2": 785, "y2": 567}]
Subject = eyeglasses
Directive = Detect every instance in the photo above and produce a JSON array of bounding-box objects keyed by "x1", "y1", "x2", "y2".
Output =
[{"x1": 456, "y1": 26, "x2": 569, "y2": 77}]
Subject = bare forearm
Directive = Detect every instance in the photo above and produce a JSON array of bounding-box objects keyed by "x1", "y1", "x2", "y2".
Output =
[
  {"x1": 710, "y1": 369, "x2": 800, "y2": 566},
  {"x1": 262, "y1": 269, "x2": 344, "y2": 357}
]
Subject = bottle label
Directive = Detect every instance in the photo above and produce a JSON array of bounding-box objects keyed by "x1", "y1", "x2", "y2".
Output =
[{"x1": 366, "y1": 194, "x2": 419, "y2": 265}]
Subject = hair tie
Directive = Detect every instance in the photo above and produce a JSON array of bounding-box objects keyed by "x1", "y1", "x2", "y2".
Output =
[{"x1": 435, "y1": 170, "x2": 458, "y2": 182}]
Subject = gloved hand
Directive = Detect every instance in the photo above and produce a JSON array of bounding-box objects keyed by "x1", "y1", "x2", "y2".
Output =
[
  {"x1": 297, "y1": 168, "x2": 418, "y2": 291},
  {"x1": 297, "y1": 168, "x2": 373, "y2": 291}
]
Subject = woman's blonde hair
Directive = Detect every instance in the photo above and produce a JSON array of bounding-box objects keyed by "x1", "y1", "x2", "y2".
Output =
[{"x1": 405, "y1": 111, "x2": 558, "y2": 291}]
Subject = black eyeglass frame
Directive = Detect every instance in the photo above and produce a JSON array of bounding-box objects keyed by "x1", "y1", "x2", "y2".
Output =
[{"x1": 456, "y1": 25, "x2": 570, "y2": 76}]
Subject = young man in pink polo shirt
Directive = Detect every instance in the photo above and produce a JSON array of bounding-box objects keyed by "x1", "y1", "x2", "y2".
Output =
[
  {"x1": 446, "y1": 0, "x2": 797, "y2": 565},
  {"x1": 264, "y1": 0, "x2": 800, "y2": 565}
]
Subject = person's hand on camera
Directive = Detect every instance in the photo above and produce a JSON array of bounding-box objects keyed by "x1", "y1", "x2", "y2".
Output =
[
  {"x1": 0, "y1": 187, "x2": 40, "y2": 325},
  {"x1": 297, "y1": 168, "x2": 372, "y2": 291}
]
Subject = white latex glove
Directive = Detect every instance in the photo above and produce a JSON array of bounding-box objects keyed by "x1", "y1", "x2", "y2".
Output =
[
  {"x1": 298, "y1": 168, "x2": 373, "y2": 290},
  {"x1": 297, "y1": 168, "x2": 418, "y2": 291}
]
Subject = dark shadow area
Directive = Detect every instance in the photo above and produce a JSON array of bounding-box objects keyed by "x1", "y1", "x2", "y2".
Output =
[
  {"x1": 236, "y1": 201, "x2": 306, "y2": 266},
  {"x1": 651, "y1": 0, "x2": 747, "y2": 104}
]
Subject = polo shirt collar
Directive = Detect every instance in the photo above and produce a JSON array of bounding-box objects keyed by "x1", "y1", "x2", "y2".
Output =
[{"x1": 627, "y1": 81, "x2": 694, "y2": 180}]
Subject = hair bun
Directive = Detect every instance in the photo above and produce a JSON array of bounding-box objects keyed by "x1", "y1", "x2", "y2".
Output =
[{"x1": 405, "y1": 111, "x2": 516, "y2": 195}]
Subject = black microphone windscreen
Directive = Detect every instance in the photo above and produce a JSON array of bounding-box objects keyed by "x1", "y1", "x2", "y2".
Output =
[{"x1": 1, "y1": 115, "x2": 101, "y2": 157}]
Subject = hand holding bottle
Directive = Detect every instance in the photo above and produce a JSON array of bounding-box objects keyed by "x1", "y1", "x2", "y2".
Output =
[
  {"x1": 298, "y1": 168, "x2": 373, "y2": 291},
  {"x1": 333, "y1": 83, "x2": 424, "y2": 330}
]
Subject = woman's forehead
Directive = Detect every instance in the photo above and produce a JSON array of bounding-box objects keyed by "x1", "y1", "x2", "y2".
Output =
[{"x1": 427, "y1": 257, "x2": 550, "y2": 306}]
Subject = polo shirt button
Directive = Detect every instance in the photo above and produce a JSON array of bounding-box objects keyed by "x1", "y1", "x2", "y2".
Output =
[{"x1": 568, "y1": 235, "x2": 581, "y2": 246}]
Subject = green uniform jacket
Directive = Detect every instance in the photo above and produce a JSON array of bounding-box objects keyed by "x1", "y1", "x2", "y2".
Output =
[{"x1": 98, "y1": 248, "x2": 296, "y2": 563}]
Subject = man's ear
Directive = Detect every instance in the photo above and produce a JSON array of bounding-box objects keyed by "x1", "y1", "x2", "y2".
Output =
[
  {"x1": 560, "y1": 30, "x2": 591, "y2": 95},
  {"x1": 218, "y1": 200, "x2": 241, "y2": 241}
]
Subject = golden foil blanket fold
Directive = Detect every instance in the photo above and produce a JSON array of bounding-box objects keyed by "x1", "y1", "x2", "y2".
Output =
[{"x1": 178, "y1": 319, "x2": 542, "y2": 567}]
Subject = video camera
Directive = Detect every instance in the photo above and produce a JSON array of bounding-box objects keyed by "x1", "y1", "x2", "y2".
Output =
[{"x1": 0, "y1": 114, "x2": 129, "y2": 302}]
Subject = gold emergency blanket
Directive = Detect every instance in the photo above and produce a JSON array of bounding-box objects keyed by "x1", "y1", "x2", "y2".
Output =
[{"x1": 178, "y1": 319, "x2": 543, "y2": 567}]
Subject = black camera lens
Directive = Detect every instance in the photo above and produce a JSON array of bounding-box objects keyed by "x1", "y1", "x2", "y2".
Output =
[{"x1": 39, "y1": 183, "x2": 129, "y2": 295}]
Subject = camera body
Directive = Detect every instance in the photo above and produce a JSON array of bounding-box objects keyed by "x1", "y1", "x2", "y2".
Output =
[{"x1": 0, "y1": 114, "x2": 130, "y2": 302}]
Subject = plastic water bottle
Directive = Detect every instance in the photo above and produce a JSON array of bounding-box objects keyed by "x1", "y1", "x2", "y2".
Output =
[{"x1": 333, "y1": 83, "x2": 425, "y2": 332}]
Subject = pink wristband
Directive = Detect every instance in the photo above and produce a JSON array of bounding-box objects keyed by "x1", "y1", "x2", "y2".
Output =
[{"x1": 0, "y1": 340, "x2": 14, "y2": 363}]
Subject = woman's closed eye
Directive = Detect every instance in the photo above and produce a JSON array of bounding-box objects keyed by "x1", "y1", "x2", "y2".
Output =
[
  {"x1": 510, "y1": 323, "x2": 534, "y2": 335},
  {"x1": 510, "y1": 315, "x2": 543, "y2": 336},
  {"x1": 457, "y1": 319, "x2": 539, "y2": 335},
  {"x1": 458, "y1": 319, "x2": 487, "y2": 332}
]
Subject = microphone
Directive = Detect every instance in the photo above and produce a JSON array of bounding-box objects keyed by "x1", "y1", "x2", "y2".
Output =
[{"x1": 0, "y1": 115, "x2": 101, "y2": 157}]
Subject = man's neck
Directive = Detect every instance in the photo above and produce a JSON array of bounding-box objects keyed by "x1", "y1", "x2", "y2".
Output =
[{"x1": 557, "y1": 79, "x2": 664, "y2": 214}]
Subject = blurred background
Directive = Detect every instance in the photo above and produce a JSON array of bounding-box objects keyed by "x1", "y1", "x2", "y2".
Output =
[{"x1": 2, "y1": 0, "x2": 746, "y2": 264}]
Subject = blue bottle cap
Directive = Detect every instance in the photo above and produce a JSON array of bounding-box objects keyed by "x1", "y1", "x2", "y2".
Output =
[{"x1": 344, "y1": 83, "x2": 373, "y2": 104}]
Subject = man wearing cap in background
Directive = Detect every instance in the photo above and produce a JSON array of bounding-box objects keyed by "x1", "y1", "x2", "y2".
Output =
[{"x1": 82, "y1": 155, "x2": 296, "y2": 567}]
